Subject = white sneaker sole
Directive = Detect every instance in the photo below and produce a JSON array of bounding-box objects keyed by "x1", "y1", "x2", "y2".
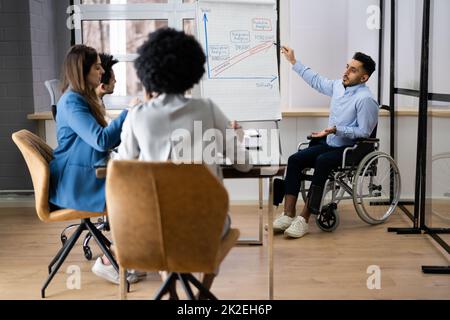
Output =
[
  {"x1": 273, "y1": 226, "x2": 289, "y2": 233},
  {"x1": 284, "y1": 230, "x2": 308, "y2": 238},
  {"x1": 264, "y1": 224, "x2": 289, "y2": 233},
  {"x1": 91, "y1": 267, "x2": 120, "y2": 285}
]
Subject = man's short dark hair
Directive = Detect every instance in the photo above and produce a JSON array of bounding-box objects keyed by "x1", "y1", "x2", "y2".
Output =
[
  {"x1": 353, "y1": 52, "x2": 376, "y2": 77},
  {"x1": 134, "y1": 28, "x2": 206, "y2": 94},
  {"x1": 99, "y1": 53, "x2": 118, "y2": 85}
]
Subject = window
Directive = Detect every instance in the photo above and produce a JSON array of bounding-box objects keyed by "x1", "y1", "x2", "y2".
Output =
[{"x1": 74, "y1": 0, "x2": 196, "y2": 108}]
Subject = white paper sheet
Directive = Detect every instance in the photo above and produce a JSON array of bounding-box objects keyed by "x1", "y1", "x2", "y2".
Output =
[{"x1": 197, "y1": 0, "x2": 281, "y2": 121}]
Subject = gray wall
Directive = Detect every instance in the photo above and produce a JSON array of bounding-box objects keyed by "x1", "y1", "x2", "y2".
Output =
[
  {"x1": 0, "y1": 0, "x2": 36, "y2": 190},
  {"x1": 0, "y1": 0, "x2": 70, "y2": 190},
  {"x1": 30, "y1": 0, "x2": 71, "y2": 112},
  {"x1": 287, "y1": 0, "x2": 349, "y2": 108}
]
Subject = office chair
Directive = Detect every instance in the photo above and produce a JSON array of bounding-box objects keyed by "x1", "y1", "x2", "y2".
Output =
[
  {"x1": 12, "y1": 129, "x2": 119, "y2": 298},
  {"x1": 106, "y1": 161, "x2": 240, "y2": 300}
]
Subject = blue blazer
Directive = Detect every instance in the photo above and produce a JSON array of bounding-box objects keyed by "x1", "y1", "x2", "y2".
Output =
[{"x1": 49, "y1": 90, "x2": 128, "y2": 212}]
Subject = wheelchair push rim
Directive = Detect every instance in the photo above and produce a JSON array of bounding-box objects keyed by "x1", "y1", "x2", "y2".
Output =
[{"x1": 352, "y1": 151, "x2": 401, "y2": 225}]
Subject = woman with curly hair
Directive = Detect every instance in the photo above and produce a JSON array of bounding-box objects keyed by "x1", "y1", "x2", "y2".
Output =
[{"x1": 115, "y1": 27, "x2": 251, "y2": 295}]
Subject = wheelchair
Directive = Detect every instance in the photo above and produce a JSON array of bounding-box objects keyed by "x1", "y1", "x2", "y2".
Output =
[{"x1": 295, "y1": 131, "x2": 401, "y2": 232}]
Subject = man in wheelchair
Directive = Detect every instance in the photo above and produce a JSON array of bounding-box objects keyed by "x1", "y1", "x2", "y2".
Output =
[{"x1": 274, "y1": 47, "x2": 379, "y2": 238}]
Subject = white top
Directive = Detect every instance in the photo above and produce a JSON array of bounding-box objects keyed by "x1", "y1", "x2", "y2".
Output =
[{"x1": 114, "y1": 94, "x2": 252, "y2": 178}]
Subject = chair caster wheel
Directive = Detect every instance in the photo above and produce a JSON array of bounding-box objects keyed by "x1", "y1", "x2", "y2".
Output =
[
  {"x1": 316, "y1": 203, "x2": 339, "y2": 232},
  {"x1": 83, "y1": 246, "x2": 92, "y2": 260}
]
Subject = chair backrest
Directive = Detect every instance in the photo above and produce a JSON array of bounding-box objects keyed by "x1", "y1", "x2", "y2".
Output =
[
  {"x1": 44, "y1": 79, "x2": 62, "y2": 120},
  {"x1": 106, "y1": 161, "x2": 229, "y2": 274},
  {"x1": 345, "y1": 125, "x2": 379, "y2": 166},
  {"x1": 12, "y1": 130, "x2": 53, "y2": 222}
]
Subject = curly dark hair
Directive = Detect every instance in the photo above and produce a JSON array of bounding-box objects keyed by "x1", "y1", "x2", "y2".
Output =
[
  {"x1": 134, "y1": 28, "x2": 206, "y2": 94},
  {"x1": 99, "y1": 53, "x2": 118, "y2": 85},
  {"x1": 353, "y1": 52, "x2": 376, "y2": 77}
]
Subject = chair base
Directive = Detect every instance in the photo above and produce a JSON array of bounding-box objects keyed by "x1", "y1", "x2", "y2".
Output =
[
  {"x1": 154, "y1": 272, "x2": 218, "y2": 300},
  {"x1": 60, "y1": 217, "x2": 109, "y2": 261},
  {"x1": 42, "y1": 218, "x2": 120, "y2": 298},
  {"x1": 422, "y1": 266, "x2": 450, "y2": 274}
]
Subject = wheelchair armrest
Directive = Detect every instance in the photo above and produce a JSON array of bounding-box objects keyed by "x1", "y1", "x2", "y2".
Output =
[
  {"x1": 307, "y1": 135, "x2": 323, "y2": 141},
  {"x1": 298, "y1": 135, "x2": 322, "y2": 151},
  {"x1": 342, "y1": 145, "x2": 359, "y2": 168},
  {"x1": 297, "y1": 141, "x2": 309, "y2": 151},
  {"x1": 355, "y1": 137, "x2": 379, "y2": 143},
  {"x1": 342, "y1": 138, "x2": 380, "y2": 167}
]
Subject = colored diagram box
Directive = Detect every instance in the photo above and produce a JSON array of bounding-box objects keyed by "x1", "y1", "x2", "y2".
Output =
[
  {"x1": 230, "y1": 30, "x2": 251, "y2": 43},
  {"x1": 209, "y1": 45, "x2": 230, "y2": 61},
  {"x1": 252, "y1": 18, "x2": 272, "y2": 31}
]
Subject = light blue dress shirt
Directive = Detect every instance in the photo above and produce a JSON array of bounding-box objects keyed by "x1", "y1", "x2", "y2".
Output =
[{"x1": 293, "y1": 61, "x2": 379, "y2": 147}]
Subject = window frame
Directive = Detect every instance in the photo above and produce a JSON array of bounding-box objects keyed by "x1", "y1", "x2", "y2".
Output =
[{"x1": 73, "y1": 0, "x2": 197, "y2": 108}]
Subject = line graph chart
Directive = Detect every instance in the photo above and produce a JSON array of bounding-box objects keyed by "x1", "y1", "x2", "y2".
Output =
[
  {"x1": 196, "y1": 0, "x2": 280, "y2": 121},
  {"x1": 202, "y1": 12, "x2": 278, "y2": 82}
]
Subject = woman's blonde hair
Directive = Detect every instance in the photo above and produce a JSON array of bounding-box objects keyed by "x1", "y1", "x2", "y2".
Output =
[{"x1": 61, "y1": 45, "x2": 107, "y2": 127}]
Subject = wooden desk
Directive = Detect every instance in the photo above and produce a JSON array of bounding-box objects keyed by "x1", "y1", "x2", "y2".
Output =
[
  {"x1": 222, "y1": 165, "x2": 285, "y2": 300},
  {"x1": 97, "y1": 163, "x2": 286, "y2": 300},
  {"x1": 221, "y1": 166, "x2": 285, "y2": 246}
]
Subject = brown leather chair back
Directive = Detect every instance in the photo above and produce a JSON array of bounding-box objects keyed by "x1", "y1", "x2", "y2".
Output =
[
  {"x1": 106, "y1": 161, "x2": 230, "y2": 274},
  {"x1": 12, "y1": 130, "x2": 53, "y2": 222}
]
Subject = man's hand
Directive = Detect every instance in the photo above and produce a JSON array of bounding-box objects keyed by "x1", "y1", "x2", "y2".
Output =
[
  {"x1": 311, "y1": 126, "x2": 336, "y2": 138},
  {"x1": 281, "y1": 46, "x2": 297, "y2": 65}
]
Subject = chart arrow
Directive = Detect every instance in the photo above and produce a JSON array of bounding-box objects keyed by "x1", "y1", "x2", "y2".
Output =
[{"x1": 203, "y1": 13, "x2": 211, "y2": 79}]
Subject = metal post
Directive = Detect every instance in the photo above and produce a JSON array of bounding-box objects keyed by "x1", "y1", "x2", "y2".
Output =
[
  {"x1": 377, "y1": 0, "x2": 384, "y2": 105},
  {"x1": 416, "y1": 0, "x2": 430, "y2": 229},
  {"x1": 389, "y1": 0, "x2": 395, "y2": 162}
]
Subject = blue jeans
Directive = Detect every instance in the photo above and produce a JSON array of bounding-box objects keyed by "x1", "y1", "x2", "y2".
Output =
[{"x1": 285, "y1": 138, "x2": 347, "y2": 197}]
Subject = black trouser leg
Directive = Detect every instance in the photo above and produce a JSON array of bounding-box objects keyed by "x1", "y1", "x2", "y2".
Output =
[
  {"x1": 307, "y1": 184, "x2": 325, "y2": 214},
  {"x1": 284, "y1": 143, "x2": 329, "y2": 196},
  {"x1": 307, "y1": 147, "x2": 346, "y2": 214}
]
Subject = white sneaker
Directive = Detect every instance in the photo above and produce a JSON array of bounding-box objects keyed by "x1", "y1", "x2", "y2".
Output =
[
  {"x1": 272, "y1": 213, "x2": 295, "y2": 233},
  {"x1": 129, "y1": 269, "x2": 147, "y2": 278},
  {"x1": 284, "y1": 216, "x2": 309, "y2": 238},
  {"x1": 91, "y1": 257, "x2": 139, "y2": 285}
]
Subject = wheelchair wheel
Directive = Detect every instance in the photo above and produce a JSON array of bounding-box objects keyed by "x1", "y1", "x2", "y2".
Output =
[
  {"x1": 352, "y1": 151, "x2": 401, "y2": 224},
  {"x1": 315, "y1": 203, "x2": 340, "y2": 232}
]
